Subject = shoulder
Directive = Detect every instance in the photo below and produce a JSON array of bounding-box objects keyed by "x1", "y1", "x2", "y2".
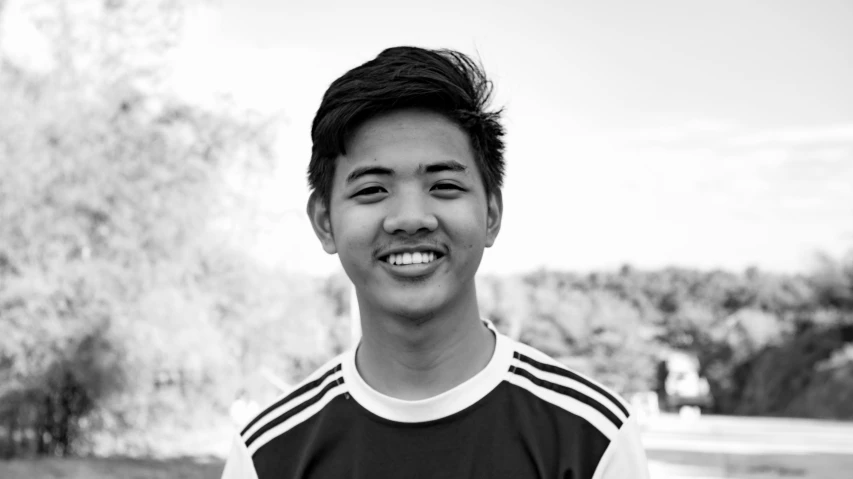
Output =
[
  {"x1": 502, "y1": 337, "x2": 633, "y2": 441},
  {"x1": 501, "y1": 338, "x2": 651, "y2": 476},
  {"x1": 237, "y1": 353, "x2": 348, "y2": 457}
]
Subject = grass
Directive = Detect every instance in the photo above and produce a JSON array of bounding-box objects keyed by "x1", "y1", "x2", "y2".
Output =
[
  {"x1": 0, "y1": 456, "x2": 225, "y2": 479},
  {"x1": 0, "y1": 421, "x2": 233, "y2": 479}
]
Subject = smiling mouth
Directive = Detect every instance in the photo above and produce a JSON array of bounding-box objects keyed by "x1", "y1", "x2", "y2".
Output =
[{"x1": 380, "y1": 251, "x2": 444, "y2": 266}]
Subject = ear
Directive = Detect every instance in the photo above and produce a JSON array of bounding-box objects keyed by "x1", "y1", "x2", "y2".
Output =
[
  {"x1": 307, "y1": 192, "x2": 337, "y2": 255},
  {"x1": 485, "y1": 189, "x2": 503, "y2": 248}
]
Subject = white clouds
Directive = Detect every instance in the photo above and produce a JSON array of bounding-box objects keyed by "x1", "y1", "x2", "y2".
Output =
[
  {"x1": 594, "y1": 119, "x2": 740, "y2": 144},
  {"x1": 595, "y1": 120, "x2": 853, "y2": 151},
  {"x1": 728, "y1": 124, "x2": 853, "y2": 148},
  {"x1": 485, "y1": 119, "x2": 853, "y2": 274}
]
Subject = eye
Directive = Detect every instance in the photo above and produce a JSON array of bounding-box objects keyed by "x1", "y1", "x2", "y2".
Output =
[
  {"x1": 432, "y1": 183, "x2": 465, "y2": 192},
  {"x1": 354, "y1": 186, "x2": 387, "y2": 197}
]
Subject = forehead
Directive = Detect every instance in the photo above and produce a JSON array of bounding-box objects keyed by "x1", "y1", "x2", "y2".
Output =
[{"x1": 341, "y1": 109, "x2": 475, "y2": 171}]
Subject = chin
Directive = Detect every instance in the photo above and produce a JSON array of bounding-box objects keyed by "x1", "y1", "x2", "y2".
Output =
[{"x1": 382, "y1": 293, "x2": 446, "y2": 322}]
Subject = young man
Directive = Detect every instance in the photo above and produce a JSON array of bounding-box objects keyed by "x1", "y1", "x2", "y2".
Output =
[{"x1": 222, "y1": 46, "x2": 650, "y2": 479}]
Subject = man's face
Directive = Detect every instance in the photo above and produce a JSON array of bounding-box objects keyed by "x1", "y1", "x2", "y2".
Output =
[{"x1": 309, "y1": 108, "x2": 502, "y2": 320}]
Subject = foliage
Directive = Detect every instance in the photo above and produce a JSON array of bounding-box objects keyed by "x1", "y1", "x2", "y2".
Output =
[
  {"x1": 728, "y1": 319, "x2": 853, "y2": 418},
  {"x1": 476, "y1": 256, "x2": 853, "y2": 419},
  {"x1": 0, "y1": 0, "x2": 289, "y2": 458}
]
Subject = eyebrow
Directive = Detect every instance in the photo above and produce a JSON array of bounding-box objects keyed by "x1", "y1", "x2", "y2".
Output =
[
  {"x1": 345, "y1": 166, "x2": 394, "y2": 184},
  {"x1": 418, "y1": 161, "x2": 468, "y2": 175},
  {"x1": 345, "y1": 161, "x2": 468, "y2": 184}
]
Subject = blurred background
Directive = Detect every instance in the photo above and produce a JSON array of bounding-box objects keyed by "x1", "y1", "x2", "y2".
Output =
[{"x1": 1, "y1": 0, "x2": 852, "y2": 478}]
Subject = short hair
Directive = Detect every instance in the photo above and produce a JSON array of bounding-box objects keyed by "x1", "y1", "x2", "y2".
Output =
[{"x1": 308, "y1": 46, "x2": 505, "y2": 206}]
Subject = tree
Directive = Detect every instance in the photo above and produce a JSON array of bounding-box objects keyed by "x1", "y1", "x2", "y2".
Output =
[
  {"x1": 0, "y1": 0, "x2": 277, "y2": 456},
  {"x1": 811, "y1": 251, "x2": 853, "y2": 311}
]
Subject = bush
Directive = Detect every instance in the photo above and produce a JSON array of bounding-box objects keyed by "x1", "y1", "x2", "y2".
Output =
[
  {"x1": 723, "y1": 320, "x2": 853, "y2": 418},
  {"x1": 0, "y1": 318, "x2": 123, "y2": 457}
]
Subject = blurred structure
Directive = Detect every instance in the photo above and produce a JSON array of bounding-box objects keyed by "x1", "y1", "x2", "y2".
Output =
[
  {"x1": 228, "y1": 389, "x2": 259, "y2": 428},
  {"x1": 628, "y1": 391, "x2": 660, "y2": 426},
  {"x1": 656, "y1": 351, "x2": 712, "y2": 414}
]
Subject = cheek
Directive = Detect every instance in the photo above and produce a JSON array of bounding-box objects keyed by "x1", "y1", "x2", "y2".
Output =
[
  {"x1": 445, "y1": 202, "x2": 489, "y2": 249},
  {"x1": 333, "y1": 209, "x2": 378, "y2": 255}
]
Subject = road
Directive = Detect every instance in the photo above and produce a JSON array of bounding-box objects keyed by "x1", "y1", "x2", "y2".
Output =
[{"x1": 640, "y1": 413, "x2": 853, "y2": 478}]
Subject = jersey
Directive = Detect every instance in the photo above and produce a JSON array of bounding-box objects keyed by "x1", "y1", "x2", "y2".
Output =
[{"x1": 221, "y1": 321, "x2": 650, "y2": 479}]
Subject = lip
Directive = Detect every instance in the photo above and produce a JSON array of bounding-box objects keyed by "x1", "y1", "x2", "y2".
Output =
[{"x1": 378, "y1": 254, "x2": 445, "y2": 278}]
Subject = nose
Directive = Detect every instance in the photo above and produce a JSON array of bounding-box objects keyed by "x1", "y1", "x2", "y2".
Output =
[{"x1": 383, "y1": 190, "x2": 438, "y2": 235}]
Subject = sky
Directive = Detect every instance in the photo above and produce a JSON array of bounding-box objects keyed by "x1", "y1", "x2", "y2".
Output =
[{"x1": 17, "y1": 0, "x2": 852, "y2": 276}]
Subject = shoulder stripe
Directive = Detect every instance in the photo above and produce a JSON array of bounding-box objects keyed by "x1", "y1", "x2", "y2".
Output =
[
  {"x1": 246, "y1": 381, "x2": 347, "y2": 457},
  {"x1": 509, "y1": 364, "x2": 623, "y2": 429},
  {"x1": 240, "y1": 363, "x2": 342, "y2": 437},
  {"x1": 245, "y1": 374, "x2": 344, "y2": 448},
  {"x1": 509, "y1": 357, "x2": 627, "y2": 424},
  {"x1": 504, "y1": 371, "x2": 619, "y2": 440},
  {"x1": 514, "y1": 352, "x2": 630, "y2": 417}
]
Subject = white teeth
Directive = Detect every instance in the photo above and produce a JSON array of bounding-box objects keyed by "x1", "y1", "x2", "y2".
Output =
[{"x1": 385, "y1": 252, "x2": 439, "y2": 265}]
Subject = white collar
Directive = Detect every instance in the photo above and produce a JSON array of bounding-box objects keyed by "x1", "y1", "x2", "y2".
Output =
[{"x1": 341, "y1": 319, "x2": 512, "y2": 423}]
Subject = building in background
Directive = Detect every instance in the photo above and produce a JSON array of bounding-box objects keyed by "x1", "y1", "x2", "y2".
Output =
[{"x1": 656, "y1": 351, "x2": 713, "y2": 415}]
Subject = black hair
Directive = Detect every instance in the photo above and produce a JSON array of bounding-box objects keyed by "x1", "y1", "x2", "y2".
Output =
[{"x1": 308, "y1": 46, "x2": 505, "y2": 205}]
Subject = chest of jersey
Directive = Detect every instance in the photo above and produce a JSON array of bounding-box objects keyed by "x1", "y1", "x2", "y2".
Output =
[{"x1": 251, "y1": 383, "x2": 609, "y2": 479}]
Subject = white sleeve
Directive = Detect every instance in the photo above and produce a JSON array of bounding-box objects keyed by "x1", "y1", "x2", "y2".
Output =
[
  {"x1": 221, "y1": 432, "x2": 260, "y2": 479},
  {"x1": 591, "y1": 415, "x2": 651, "y2": 479}
]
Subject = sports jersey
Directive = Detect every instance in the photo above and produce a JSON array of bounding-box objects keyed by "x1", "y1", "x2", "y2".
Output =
[{"x1": 221, "y1": 321, "x2": 650, "y2": 479}]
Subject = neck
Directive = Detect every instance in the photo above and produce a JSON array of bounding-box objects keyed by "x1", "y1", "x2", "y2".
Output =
[{"x1": 354, "y1": 289, "x2": 495, "y2": 401}]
